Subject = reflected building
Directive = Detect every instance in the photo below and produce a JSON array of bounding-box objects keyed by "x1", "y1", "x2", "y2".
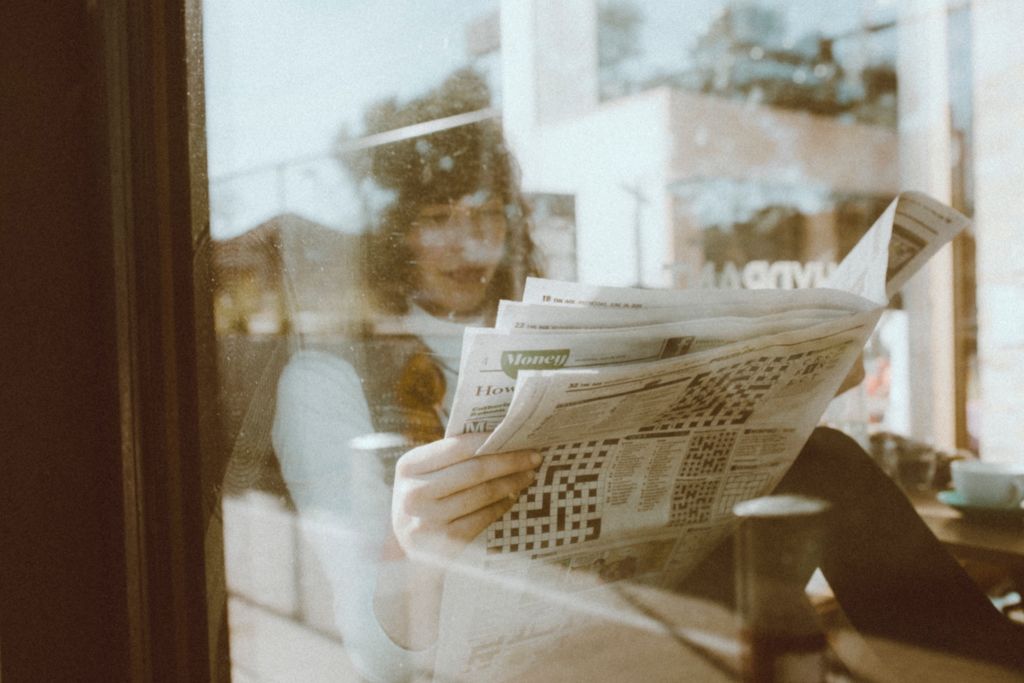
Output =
[
  {"x1": 492, "y1": 1, "x2": 898, "y2": 292},
  {"x1": 212, "y1": 214, "x2": 362, "y2": 337},
  {"x1": 207, "y1": 0, "x2": 1023, "y2": 457}
]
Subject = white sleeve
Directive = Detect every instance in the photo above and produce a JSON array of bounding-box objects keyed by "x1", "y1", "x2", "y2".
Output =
[{"x1": 272, "y1": 350, "x2": 432, "y2": 682}]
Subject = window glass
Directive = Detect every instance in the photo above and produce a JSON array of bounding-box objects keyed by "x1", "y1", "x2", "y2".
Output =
[{"x1": 201, "y1": 1, "x2": 1024, "y2": 680}]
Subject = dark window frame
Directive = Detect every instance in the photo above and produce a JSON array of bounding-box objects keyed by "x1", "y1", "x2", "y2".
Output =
[{"x1": 2, "y1": 0, "x2": 220, "y2": 680}]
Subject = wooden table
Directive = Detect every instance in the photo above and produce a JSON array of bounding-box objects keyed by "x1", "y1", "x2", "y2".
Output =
[
  {"x1": 438, "y1": 533, "x2": 1024, "y2": 682},
  {"x1": 511, "y1": 577, "x2": 1024, "y2": 683},
  {"x1": 910, "y1": 491, "x2": 1024, "y2": 571}
]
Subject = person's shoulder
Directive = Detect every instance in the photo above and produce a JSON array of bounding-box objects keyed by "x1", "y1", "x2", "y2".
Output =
[
  {"x1": 281, "y1": 332, "x2": 438, "y2": 399},
  {"x1": 278, "y1": 348, "x2": 363, "y2": 396},
  {"x1": 277, "y1": 336, "x2": 424, "y2": 389},
  {"x1": 283, "y1": 347, "x2": 354, "y2": 372}
]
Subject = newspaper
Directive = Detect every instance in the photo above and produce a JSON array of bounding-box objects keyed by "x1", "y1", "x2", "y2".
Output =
[{"x1": 431, "y1": 191, "x2": 968, "y2": 681}]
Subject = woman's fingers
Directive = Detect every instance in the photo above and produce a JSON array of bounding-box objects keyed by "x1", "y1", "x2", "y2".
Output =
[
  {"x1": 432, "y1": 468, "x2": 536, "y2": 521},
  {"x1": 391, "y1": 434, "x2": 544, "y2": 561},
  {"x1": 399, "y1": 493, "x2": 519, "y2": 562},
  {"x1": 445, "y1": 495, "x2": 520, "y2": 544},
  {"x1": 396, "y1": 433, "x2": 491, "y2": 476},
  {"x1": 426, "y1": 450, "x2": 541, "y2": 498},
  {"x1": 396, "y1": 452, "x2": 540, "y2": 518}
]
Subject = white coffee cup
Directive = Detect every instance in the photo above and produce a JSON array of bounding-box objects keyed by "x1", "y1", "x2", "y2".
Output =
[{"x1": 950, "y1": 460, "x2": 1024, "y2": 509}]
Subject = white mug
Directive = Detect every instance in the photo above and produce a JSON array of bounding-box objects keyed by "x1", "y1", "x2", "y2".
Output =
[{"x1": 950, "y1": 460, "x2": 1024, "y2": 509}]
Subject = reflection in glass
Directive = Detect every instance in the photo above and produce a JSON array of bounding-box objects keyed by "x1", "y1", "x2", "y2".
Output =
[{"x1": 199, "y1": 1, "x2": 1021, "y2": 680}]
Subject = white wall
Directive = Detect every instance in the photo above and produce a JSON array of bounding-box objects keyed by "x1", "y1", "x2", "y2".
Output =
[
  {"x1": 516, "y1": 91, "x2": 674, "y2": 287},
  {"x1": 973, "y1": 0, "x2": 1024, "y2": 463},
  {"x1": 897, "y1": 0, "x2": 956, "y2": 450},
  {"x1": 501, "y1": 0, "x2": 673, "y2": 288}
]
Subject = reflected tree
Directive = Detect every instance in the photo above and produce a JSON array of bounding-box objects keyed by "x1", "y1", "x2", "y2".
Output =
[{"x1": 598, "y1": 0, "x2": 644, "y2": 99}]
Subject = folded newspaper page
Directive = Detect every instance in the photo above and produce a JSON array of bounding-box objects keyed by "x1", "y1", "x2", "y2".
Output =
[{"x1": 431, "y1": 191, "x2": 968, "y2": 681}]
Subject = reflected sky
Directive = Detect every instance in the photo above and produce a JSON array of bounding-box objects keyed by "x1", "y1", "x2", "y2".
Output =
[
  {"x1": 204, "y1": 0, "x2": 498, "y2": 179},
  {"x1": 204, "y1": 1, "x2": 898, "y2": 175},
  {"x1": 203, "y1": 0, "x2": 900, "y2": 238}
]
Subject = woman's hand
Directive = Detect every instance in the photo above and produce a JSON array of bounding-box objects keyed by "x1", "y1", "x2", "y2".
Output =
[
  {"x1": 375, "y1": 435, "x2": 539, "y2": 649},
  {"x1": 391, "y1": 432, "x2": 541, "y2": 563}
]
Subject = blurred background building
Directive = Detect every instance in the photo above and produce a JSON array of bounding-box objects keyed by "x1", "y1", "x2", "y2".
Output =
[
  {"x1": 206, "y1": 0, "x2": 1021, "y2": 462},
  {"x1": 201, "y1": 2, "x2": 1024, "y2": 676}
]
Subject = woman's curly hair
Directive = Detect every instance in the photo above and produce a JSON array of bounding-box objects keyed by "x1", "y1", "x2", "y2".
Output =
[{"x1": 342, "y1": 68, "x2": 541, "y2": 318}]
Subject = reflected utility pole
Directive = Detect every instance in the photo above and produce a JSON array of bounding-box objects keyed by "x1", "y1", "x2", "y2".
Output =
[{"x1": 621, "y1": 181, "x2": 649, "y2": 287}]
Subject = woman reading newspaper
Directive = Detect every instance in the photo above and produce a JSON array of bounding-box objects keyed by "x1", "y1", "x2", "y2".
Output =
[{"x1": 272, "y1": 71, "x2": 1024, "y2": 681}]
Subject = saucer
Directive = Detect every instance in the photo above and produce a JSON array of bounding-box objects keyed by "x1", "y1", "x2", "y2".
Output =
[{"x1": 937, "y1": 490, "x2": 1024, "y2": 525}]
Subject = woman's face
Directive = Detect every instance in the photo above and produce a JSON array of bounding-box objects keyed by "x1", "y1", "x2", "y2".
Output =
[{"x1": 406, "y1": 192, "x2": 508, "y2": 318}]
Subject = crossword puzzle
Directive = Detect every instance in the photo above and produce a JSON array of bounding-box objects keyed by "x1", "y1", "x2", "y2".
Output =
[
  {"x1": 776, "y1": 344, "x2": 849, "y2": 396},
  {"x1": 676, "y1": 430, "x2": 736, "y2": 477},
  {"x1": 715, "y1": 471, "x2": 773, "y2": 515},
  {"x1": 668, "y1": 479, "x2": 719, "y2": 526},
  {"x1": 486, "y1": 439, "x2": 614, "y2": 554},
  {"x1": 638, "y1": 356, "x2": 788, "y2": 433}
]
